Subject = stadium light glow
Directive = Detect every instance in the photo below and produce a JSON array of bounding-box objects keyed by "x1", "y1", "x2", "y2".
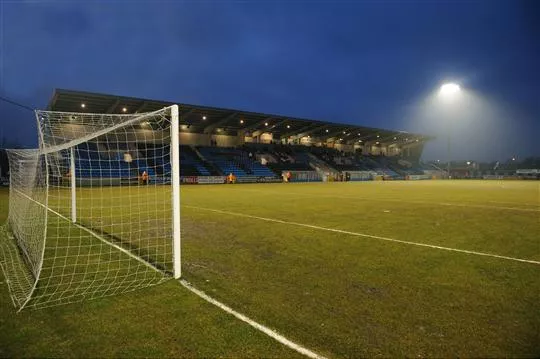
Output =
[
  {"x1": 438, "y1": 83, "x2": 463, "y2": 178},
  {"x1": 264, "y1": 122, "x2": 268, "y2": 126},
  {"x1": 202, "y1": 116, "x2": 207, "y2": 120},
  {"x1": 122, "y1": 107, "x2": 127, "y2": 113},
  {"x1": 466, "y1": 161, "x2": 471, "y2": 165},
  {"x1": 81, "y1": 103, "x2": 86, "y2": 108},
  {"x1": 240, "y1": 119, "x2": 244, "y2": 124},
  {"x1": 287, "y1": 125, "x2": 290, "y2": 129},
  {"x1": 376, "y1": 135, "x2": 380, "y2": 138},
  {"x1": 439, "y1": 83, "x2": 461, "y2": 97},
  {"x1": 325, "y1": 129, "x2": 329, "y2": 133}
]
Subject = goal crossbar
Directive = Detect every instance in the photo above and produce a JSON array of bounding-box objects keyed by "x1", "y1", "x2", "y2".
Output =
[{"x1": 0, "y1": 105, "x2": 181, "y2": 310}]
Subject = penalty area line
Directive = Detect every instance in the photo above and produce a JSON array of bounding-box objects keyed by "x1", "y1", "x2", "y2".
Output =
[
  {"x1": 179, "y1": 279, "x2": 327, "y2": 359},
  {"x1": 185, "y1": 205, "x2": 540, "y2": 266}
]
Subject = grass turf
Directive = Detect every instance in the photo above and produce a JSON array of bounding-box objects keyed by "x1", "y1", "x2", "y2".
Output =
[{"x1": 1, "y1": 180, "x2": 539, "y2": 357}]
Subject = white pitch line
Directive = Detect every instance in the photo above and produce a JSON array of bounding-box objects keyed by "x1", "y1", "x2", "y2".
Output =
[
  {"x1": 13, "y1": 192, "x2": 326, "y2": 358},
  {"x1": 179, "y1": 279, "x2": 327, "y2": 359},
  {"x1": 13, "y1": 189, "x2": 162, "y2": 275},
  {"x1": 487, "y1": 200, "x2": 540, "y2": 207},
  {"x1": 185, "y1": 205, "x2": 540, "y2": 266},
  {"x1": 240, "y1": 188, "x2": 540, "y2": 213}
]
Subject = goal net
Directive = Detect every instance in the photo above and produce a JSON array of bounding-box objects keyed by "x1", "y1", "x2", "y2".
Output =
[{"x1": 0, "y1": 105, "x2": 181, "y2": 310}]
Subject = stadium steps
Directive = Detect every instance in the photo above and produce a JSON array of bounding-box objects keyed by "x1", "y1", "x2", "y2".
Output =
[{"x1": 190, "y1": 146, "x2": 222, "y2": 175}]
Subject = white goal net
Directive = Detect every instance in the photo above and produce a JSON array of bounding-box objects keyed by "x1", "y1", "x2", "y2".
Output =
[{"x1": 0, "y1": 105, "x2": 181, "y2": 310}]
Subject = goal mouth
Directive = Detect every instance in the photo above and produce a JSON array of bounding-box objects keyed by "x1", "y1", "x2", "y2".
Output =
[{"x1": 1, "y1": 105, "x2": 181, "y2": 310}]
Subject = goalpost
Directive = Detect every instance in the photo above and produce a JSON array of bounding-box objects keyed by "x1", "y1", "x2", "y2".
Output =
[{"x1": 0, "y1": 105, "x2": 181, "y2": 310}]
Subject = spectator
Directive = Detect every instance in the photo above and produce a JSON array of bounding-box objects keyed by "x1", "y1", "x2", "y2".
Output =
[{"x1": 141, "y1": 170, "x2": 149, "y2": 185}]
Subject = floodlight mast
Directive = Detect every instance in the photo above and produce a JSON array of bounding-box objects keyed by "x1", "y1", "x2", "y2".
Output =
[{"x1": 439, "y1": 83, "x2": 461, "y2": 178}]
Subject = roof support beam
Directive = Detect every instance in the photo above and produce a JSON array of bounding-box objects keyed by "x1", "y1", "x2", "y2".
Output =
[
  {"x1": 268, "y1": 119, "x2": 289, "y2": 131},
  {"x1": 47, "y1": 91, "x2": 59, "y2": 110},
  {"x1": 292, "y1": 124, "x2": 330, "y2": 139},
  {"x1": 179, "y1": 108, "x2": 195, "y2": 123},
  {"x1": 281, "y1": 123, "x2": 324, "y2": 139},
  {"x1": 242, "y1": 117, "x2": 273, "y2": 133},
  {"x1": 134, "y1": 101, "x2": 148, "y2": 113},
  {"x1": 251, "y1": 119, "x2": 293, "y2": 138},
  {"x1": 106, "y1": 99, "x2": 120, "y2": 114},
  {"x1": 323, "y1": 127, "x2": 353, "y2": 142},
  {"x1": 204, "y1": 112, "x2": 238, "y2": 133}
]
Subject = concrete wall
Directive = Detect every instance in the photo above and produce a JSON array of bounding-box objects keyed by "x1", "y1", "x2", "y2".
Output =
[{"x1": 177, "y1": 132, "x2": 240, "y2": 147}]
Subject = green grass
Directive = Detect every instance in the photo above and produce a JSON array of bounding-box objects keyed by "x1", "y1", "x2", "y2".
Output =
[{"x1": 1, "y1": 180, "x2": 540, "y2": 357}]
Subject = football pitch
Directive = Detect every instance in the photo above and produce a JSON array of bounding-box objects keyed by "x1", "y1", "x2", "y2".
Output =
[{"x1": 1, "y1": 180, "x2": 539, "y2": 357}]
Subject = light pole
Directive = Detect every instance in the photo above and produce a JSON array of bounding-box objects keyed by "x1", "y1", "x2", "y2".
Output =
[{"x1": 439, "y1": 83, "x2": 461, "y2": 178}]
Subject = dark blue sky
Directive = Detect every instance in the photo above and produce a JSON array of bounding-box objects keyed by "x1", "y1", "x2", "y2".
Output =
[{"x1": 0, "y1": 0, "x2": 538, "y2": 161}]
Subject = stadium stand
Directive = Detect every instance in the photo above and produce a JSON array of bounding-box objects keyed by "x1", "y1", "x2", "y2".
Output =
[
  {"x1": 45, "y1": 89, "x2": 438, "y2": 183},
  {"x1": 71, "y1": 139, "x2": 432, "y2": 184},
  {"x1": 198, "y1": 146, "x2": 277, "y2": 178},
  {"x1": 75, "y1": 142, "x2": 132, "y2": 178}
]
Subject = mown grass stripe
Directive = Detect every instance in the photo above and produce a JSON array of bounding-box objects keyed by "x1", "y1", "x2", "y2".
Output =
[{"x1": 185, "y1": 204, "x2": 540, "y2": 266}]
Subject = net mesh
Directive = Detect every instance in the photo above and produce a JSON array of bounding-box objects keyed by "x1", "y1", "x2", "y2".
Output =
[{"x1": 0, "y1": 107, "x2": 177, "y2": 310}]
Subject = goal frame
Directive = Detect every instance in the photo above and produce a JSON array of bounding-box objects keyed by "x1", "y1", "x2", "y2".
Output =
[
  {"x1": 62, "y1": 104, "x2": 181, "y2": 279},
  {"x1": 3, "y1": 104, "x2": 181, "y2": 311}
]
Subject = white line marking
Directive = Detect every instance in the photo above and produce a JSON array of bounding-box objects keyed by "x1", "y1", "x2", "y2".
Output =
[
  {"x1": 13, "y1": 189, "x2": 162, "y2": 275},
  {"x1": 13, "y1": 192, "x2": 327, "y2": 358},
  {"x1": 185, "y1": 205, "x2": 540, "y2": 266},
  {"x1": 179, "y1": 279, "x2": 327, "y2": 359},
  {"x1": 486, "y1": 200, "x2": 539, "y2": 207},
  {"x1": 237, "y1": 187, "x2": 540, "y2": 213}
]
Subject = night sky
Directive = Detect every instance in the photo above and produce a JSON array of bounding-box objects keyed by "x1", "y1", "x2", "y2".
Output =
[{"x1": 0, "y1": 0, "x2": 538, "y2": 162}]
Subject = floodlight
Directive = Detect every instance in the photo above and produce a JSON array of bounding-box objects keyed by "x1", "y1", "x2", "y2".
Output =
[{"x1": 439, "y1": 83, "x2": 461, "y2": 97}]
